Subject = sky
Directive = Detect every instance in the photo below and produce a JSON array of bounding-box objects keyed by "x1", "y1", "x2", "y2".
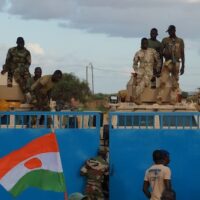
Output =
[{"x1": 0, "y1": 0, "x2": 200, "y2": 94}]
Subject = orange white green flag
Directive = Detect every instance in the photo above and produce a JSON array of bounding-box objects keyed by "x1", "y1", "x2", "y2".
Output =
[{"x1": 0, "y1": 133, "x2": 66, "y2": 197}]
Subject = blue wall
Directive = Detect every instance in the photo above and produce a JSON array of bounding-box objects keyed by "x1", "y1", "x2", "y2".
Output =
[
  {"x1": 1, "y1": 111, "x2": 200, "y2": 200},
  {"x1": 0, "y1": 128, "x2": 99, "y2": 200},
  {"x1": 110, "y1": 129, "x2": 200, "y2": 200}
]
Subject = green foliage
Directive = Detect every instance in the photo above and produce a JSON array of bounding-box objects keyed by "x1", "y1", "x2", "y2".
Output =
[
  {"x1": 92, "y1": 93, "x2": 110, "y2": 100},
  {"x1": 181, "y1": 91, "x2": 188, "y2": 99},
  {"x1": 51, "y1": 73, "x2": 91, "y2": 103}
]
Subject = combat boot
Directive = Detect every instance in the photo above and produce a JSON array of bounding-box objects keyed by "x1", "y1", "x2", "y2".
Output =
[{"x1": 7, "y1": 78, "x2": 12, "y2": 87}]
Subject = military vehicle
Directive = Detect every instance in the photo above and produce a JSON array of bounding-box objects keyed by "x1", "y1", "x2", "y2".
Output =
[
  {"x1": 108, "y1": 72, "x2": 200, "y2": 130},
  {"x1": 118, "y1": 74, "x2": 180, "y2": 104},
  {"x1": 0, "y1": 73, "x2": 25, "y2": 111}
]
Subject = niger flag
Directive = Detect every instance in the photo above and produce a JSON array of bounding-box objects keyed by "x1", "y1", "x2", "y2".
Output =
[{"x1": 0, "y1": 133, "x2": 66, "y2": 197}]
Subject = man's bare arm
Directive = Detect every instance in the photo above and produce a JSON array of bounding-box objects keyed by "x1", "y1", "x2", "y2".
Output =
[{"x1": 143, "y1": 181, "x2": 151, "y2": 199}]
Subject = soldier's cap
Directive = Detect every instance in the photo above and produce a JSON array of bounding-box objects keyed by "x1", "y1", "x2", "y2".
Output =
[
  {"x1": 166, "y1": 25, "x2": 176, "y2": 32},
  {"x1": 68, "y1": 192, "x2": 87, "y2": 200},
  {"x1": 16, "y1": 37, "x2": 25, "y2": 44}
]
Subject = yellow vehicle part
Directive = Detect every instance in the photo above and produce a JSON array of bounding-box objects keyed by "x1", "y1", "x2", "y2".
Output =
[{"x1": 0, "y1": 99, "x2": 21, "y2": 111}]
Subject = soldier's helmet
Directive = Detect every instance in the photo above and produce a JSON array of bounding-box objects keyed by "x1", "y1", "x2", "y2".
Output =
[{"x1": 16, "y1": 37, "x2": 25, "y2": 44}]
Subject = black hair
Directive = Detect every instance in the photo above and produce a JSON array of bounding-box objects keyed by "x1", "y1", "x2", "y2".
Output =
[
  {"x1": 16, "y1": 37, "x2": 24, "y2": 44},
  {"x1": 141, "y1": 37, "x2": 148, "y2": 43},
  {"x1": 152, "y1": 150, "x2": 163, "y2": 162},
  {"x1": 151, "y1": 28, "x2": 158, "y2": 32},
  {"x1": 53, "y1": 70, "x2": 62, "y2": 77},
  {"x1": 160, "y1": 150, "x2": 170, "y2": 158},
  {"x1": 35, "y1": 67, "x2": 42, "y2": 72}
]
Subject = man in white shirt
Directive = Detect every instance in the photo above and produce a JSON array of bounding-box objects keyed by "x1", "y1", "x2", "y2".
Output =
[{"x1": 143, "y1": 150, "x2": 171, "y2": 200}]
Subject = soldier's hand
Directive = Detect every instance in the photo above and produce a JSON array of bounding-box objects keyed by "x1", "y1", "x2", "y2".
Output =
[
  {"x1": 180, "y1": 67, "x2": 184, "y2": 75},
  {"x1": 132, "y1": 73, "x2": 137, "y2": 77},
  {"x1": 1, "y1": 69, "x2": 6, "y2": 75},
  {"x1": 156, "y1": 69, "x2": 161, "y2": 77},
  {"x1": 25, "y1": 92, "x2": 32, "y2": 104}
]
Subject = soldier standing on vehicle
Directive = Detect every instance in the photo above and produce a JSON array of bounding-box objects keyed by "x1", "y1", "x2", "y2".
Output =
[
  {"x1": 143, "y1": 150, "x2": 172, "y2": 200},
  {"x1": 148, "y1": 28, "x2": 163, "y2": 88},
  {"x1": 148, "y1": 28, "x2": 163, "y2": 63},
  {"x1": 80, "y1": 147, "x2": 109, "y2": 200},
  {"x1": 25, "y1": 67, "x2": 42, "y2": 103},
  {"x1": 132, "y1": 38, "x2": 161, "y2": 104},
  {"x1": 157, "y1": 25, "x2": 185, "y2": 104},
  {"x1": 30, "y1": 70, "x2": 62, "y2": 111},
  {"x1": 1, "y1": 37, "x2": 31, "y2": 95}
]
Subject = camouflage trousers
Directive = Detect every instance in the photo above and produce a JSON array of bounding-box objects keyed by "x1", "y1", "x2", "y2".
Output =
[
  {"x1": 132, "y1": 67, "x2": 153, "y2": 99},
  {"x1": 157, "y1": 60, "x2": 180, "y2": 103},
  {"x1": 14, "y1": 67, "x2": 30, "y2": 93},
  {"x1": 30, "y1": 94, "x2": 52, "y2": 128},
  {"x1": 4, "y1": 64, "x2": 30, "y2": 93},
  {"x1": 30, "y1": 92, "x2": 50, "y2": 111},
  {"x1": 85, "y1": 182, "x2": 104, "y2": 200}
]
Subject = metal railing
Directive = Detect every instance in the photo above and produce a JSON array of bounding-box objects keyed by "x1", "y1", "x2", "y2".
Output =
[
  {"x1": 0, "y1": 111, "x2": 101, "y2": 129},
  {"x1": 109, "y1": 112, "x2": 200, "y2": 130}
]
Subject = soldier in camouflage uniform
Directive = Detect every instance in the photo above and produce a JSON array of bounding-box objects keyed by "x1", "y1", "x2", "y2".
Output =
[
  {"x1": 25, "y1": 67, "x2": 42, "y2": 126},
  {"x1": 27, "y1": 67, "x2": 42, "y2": 91},
  {"x1": 148, "y1": 28, "x2": 162, "y2": 64},
  {"x1": 25, "y1": 67, "x2": 42, "y2": 103},
  {"x1": 80, "y1": 147, "x2": 109, "y2": 200},
  {"x1": 30, "y1": 70, "x2": 62, "y2": 111},
  {"x1": 1, "y1": 37, "x2": 31, "y2": 94},
  {"x1": 148, "y1": 28, "x2": 163, "y2": 88},
  {"x1": 157, "y1": 25, "x2": 185, "y2": 104},
  {"x1": 132, "y1": 38, "x2": 161, "y2": 104}
]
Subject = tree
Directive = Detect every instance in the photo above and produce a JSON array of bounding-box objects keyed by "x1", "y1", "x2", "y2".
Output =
[{"x1": 51, "y1": 73, "x2": 91, "y2": 103}]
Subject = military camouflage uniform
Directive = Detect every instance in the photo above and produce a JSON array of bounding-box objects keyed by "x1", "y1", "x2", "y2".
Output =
[
  {"x1": 132, "y1": 48, "x2": 160, "y2": 101},
  {"x1": 148, "y1": 39, "x2": 162, "y2": 59},
  {"x1": 30, "y1": 75, "x2": 55, "y2": 111},
  {"x1": 80, "y1": 156, "x2": 109, "y2": 200},
  {"x1": 157, "y1": 36, "x2": 184, "y2": 103},
  {"x1": 27, "y1": 76, "x2": 42, "y2": 126},
  {"x1": 3, "y1": 46, "x2": 31, "y2": 92},
  {"x1": 148, "y1": 39, "x2": 163, "y2": 88},
  {"x1": 26, "y1": 75, "x2": 41, "y2": 95}
]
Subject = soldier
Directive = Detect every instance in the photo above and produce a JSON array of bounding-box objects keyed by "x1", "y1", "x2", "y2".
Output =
[
  {"x1": 25, "y1": 67, "x2": 42, "y2": 103},
  {"x1": 143, "y1": 150, "x2": 172, "y2": 200},
  {"x1": 80, "y1": 147, "x2": 109, "y2": 200},
  {"x1": 148, "y1": 28, "x2": 163, "y2": 88},
  {"x1": 1, "y1": 37, "x2": 31, "y2": 93},
  {"x1": 132, "y1": 38, "x2": 161, "y2": 104},
  {"x1": 27, "y1": 67, "x2": 42, "y2": 90},
  {"x1": 148, "y1": 28, "x2": 162, "y2": 62},
  {"x1": 157, "y1": 25, "x2": 185, "y2": 104},
  {"x1": 30, "y1": 70, "x2": 62, "y2": 111}
]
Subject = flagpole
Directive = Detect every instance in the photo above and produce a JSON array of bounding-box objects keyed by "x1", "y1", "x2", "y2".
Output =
[{"x1": 64, "y1": 191, "x2": 68, "y2": 200}]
